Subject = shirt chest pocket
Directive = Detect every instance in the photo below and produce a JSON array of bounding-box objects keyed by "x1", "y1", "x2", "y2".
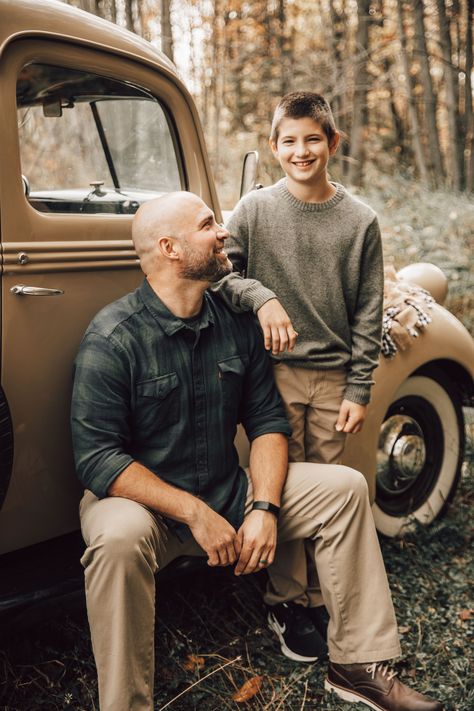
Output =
[
  {"x1": 135, "y1": 372, "x2": 180, "y2": 431},
  {"x1": 218, "y1": 356, "x2": 246, "y2": 410}
]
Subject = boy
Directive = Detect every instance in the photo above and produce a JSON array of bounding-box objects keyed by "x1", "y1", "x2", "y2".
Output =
[{"x1": 214, "y1": 91, "x2": 384, "y2": 661}]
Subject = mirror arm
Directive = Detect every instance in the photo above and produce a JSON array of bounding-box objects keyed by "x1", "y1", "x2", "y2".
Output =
[{"x1": 240, "y1": 150, "x2": 260, "y2": 198}]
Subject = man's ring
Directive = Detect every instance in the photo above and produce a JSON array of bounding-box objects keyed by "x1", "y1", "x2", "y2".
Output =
[{"x1": 259, "y1": 559, "x2": 267, "y2": 565}]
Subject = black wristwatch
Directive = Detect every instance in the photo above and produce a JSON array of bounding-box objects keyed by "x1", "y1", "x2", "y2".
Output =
[{"x1": 251, "y1": 500, "x2": 280, "y2": 519}]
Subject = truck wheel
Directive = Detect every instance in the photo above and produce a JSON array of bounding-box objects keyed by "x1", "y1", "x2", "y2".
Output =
[{"x1": 373, "y1": 369, "x2": 464, "y2": 537}]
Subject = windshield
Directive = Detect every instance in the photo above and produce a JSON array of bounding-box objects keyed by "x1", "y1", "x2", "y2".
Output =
[{"x1": 17, "y1": 63, "x2": 183, "y2": 213}]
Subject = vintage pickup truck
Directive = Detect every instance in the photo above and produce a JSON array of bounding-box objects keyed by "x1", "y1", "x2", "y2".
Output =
[{"x1": 0, "y1": 0, "x2": 473, "y2": 619}]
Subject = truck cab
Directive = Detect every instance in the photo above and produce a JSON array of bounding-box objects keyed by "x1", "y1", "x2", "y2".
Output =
[{"x1": 0, "y1": 0, "x2": 225, "y2": 615}]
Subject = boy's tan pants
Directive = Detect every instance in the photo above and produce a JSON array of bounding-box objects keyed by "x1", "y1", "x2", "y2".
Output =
[
  {"x1": 272, "y1": 363, "x2": 347, "y2": 464},
  {"x1": 80, "y1": 463, "x2": 401, "y2": 711},
  {"x1": 272, "y1": 362, "x2": 348, "y2": 608}
]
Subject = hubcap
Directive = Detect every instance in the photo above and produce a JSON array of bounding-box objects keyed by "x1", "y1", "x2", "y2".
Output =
[{"x1": 377, "y1": 415, "x2": 426, "y2": 495}]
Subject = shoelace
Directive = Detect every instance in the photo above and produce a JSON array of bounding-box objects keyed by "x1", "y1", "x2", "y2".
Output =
[{"x1": 366, "y1": 663, "x2": 397, "y2": 682}]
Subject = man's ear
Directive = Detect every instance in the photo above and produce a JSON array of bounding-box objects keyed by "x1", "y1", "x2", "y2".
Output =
[
  {"x1": 329, "y1": 131, "x2": 341, "y2": 156},
  {"x1": 158, "y1": 236, "x2": 180, "y2": 260}
]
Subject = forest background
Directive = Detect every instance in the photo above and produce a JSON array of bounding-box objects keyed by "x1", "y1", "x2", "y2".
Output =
[
  {"x1": 63, "y1": 0, "x2": 473, "y2": 331},
  {"x1": 64, "y1": 0, "x2": 474, "y2": 202}
]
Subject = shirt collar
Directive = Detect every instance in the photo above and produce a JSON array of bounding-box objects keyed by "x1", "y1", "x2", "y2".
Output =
[{"x1": 138, "y1": 278, "x2": 214, "y2": 336}]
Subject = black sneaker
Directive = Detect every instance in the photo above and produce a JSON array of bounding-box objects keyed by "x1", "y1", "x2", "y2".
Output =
[
  {"x1": 306, "y1": 604, "x2": 330, "y2": 640},
  {"x1": 267, "y1": 602, "x2": 328, "y2": 662}
]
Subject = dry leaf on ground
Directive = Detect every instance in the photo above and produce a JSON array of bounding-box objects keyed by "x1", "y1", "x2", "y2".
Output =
[
  {"x1": 182, "y1": 654, "x2": 205, "y2": 671},
  {"x1": 458, "y1": 609, "x2": 473, "y2": 621},
  {"x1": 232, "y1": 675, "x2": 263, "y2": 702}
]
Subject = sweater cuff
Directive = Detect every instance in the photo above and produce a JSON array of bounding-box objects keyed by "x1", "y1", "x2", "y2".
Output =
[
  {"x1": 344, "y1": 383, "x2": 372, "y2": 405},
  {"x1": 241, "y1": 284, "x2": 278, "y2": 314}
]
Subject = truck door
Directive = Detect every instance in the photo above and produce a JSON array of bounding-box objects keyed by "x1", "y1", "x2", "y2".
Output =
[{"x1": 0, "y1": 40, "x2": 201, "y2": 553}]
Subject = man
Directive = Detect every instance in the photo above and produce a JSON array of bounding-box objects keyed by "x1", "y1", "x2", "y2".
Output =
[{"x1": 71, "y1": 191, "x2": 443, "y2": 711}]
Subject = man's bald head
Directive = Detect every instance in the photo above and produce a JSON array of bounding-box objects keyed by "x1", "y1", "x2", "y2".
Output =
[{"x1": 132, "y1": 191, "x2": 207, "y2": 274}]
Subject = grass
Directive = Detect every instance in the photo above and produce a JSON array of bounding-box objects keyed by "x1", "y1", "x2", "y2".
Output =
[
  {"x1": 0, "y1": 413, "x2": 472, "y2": 710},
  {"x1": 362, "y1": 171, "x2": 474, "y2": 335}
]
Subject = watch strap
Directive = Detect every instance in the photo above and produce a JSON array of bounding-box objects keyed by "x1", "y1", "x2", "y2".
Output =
[{"x1": 251, "y1": 500, "x2": 280, "y2": 519}]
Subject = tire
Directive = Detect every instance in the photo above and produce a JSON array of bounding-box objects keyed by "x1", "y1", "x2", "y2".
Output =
[{"x1": 373, "y1": 369, "x2": 464, "y2": 537}]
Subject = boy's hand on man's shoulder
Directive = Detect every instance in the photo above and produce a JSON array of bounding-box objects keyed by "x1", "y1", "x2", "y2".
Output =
[
  {"x1": 257, "y1": 299, "x2": 298, "y2": 355},
  {"x1": 335, "y1": 400, "x2": 367, "y2": 435}
]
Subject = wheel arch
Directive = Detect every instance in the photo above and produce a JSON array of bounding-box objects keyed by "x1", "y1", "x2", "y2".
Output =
[{"x1": 414, "y1": 358, "x2": 474, "y2": 408}]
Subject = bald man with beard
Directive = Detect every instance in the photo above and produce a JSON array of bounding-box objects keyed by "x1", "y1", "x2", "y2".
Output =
[{"x1": 71, "y1": 192, "x2": 443, "y2": 711}]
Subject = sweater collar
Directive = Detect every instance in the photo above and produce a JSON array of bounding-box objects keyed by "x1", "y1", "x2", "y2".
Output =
[{"x1": 277, "y1": 178, "x2": 346, "y2": 211}]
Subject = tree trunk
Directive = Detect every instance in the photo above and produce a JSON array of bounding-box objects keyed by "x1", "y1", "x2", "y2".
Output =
[
  {"x1": 109, "y1": 0, "x2": 117, "y2": 24},
  {"x1": 436, "y1": 0, "x2": 463, "y2": 189},
  {"x1": 161, "y1": 0, "x2": 174, "y2": 62},
  {"x1": 464, "y1": 0, "x2": 473, "y2": 192},
  {"x1": 124, "y1": 0, "x2": 135, "y2": 33},
  {"x1": 211, "y1": 0, "x2": 223, "y2": 182},
  {"x1": 77, "y1": 0, "x2": 94, "y2": 12},
  {"x1": 413, "y1": 0, "x2": 444, "y2": 185},
  {"x1": 347, "y1": 0, "x2": 371, "y2": 187},
  {"x1": 395, "y1": 0, "x2": 430, "y2": 184},
  {"x1": 383, "y1": 57, "x2": 407, "y2": 160},
  {"x1": 329, "y1": 0, "x2": 348, "y2": 179},
  {"x1": 278, "y1": 0, "x2": 291, "y2": 96}
]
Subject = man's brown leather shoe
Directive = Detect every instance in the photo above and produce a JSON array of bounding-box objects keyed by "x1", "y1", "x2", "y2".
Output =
[{"x1": 325, "y1": 662, "x2": 444, "y2": 711}]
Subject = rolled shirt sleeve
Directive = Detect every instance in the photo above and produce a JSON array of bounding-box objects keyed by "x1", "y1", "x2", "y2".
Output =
[
  {"x1": 238, "y1": 316, "x2": 292, "y2": 442},
  {"x1": 71, "y1": 333, "x2": 134, "y2": 498}
]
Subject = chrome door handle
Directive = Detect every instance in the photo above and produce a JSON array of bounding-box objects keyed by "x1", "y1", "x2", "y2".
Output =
[{"x1": 10, "y1": 285, "x2": 64, "y2": 296}]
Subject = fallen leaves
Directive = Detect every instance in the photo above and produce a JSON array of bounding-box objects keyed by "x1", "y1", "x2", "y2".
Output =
[
  {"x1": 182, "y1": 654, "x2": 205, "y2": 671},
  {"x1": 458, "y1": 609, "x2": 473, "y2": 622},
  {"x1": 232, "y1": 675, "x2": 263, "y2": 702}
]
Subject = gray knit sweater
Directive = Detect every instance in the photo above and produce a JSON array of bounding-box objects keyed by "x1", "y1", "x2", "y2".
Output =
[{"x1": 213, "y1": 179, "x2": 384, "y2": 405}]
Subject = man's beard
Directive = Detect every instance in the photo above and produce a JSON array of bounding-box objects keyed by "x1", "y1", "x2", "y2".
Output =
[{"x1": 179, "y1": 242, "x2": 232, "y2": 282}]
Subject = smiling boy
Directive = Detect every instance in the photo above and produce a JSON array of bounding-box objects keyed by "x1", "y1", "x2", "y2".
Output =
[{"x1": 214, "y1": 91, "x2": 384, "y2": 661}]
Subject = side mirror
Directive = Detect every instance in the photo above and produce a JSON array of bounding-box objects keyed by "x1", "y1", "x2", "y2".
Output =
[
  {"x1": 22, "y1": 174, "x2": 30, "y2": 197},
  {"x1": 240, "y1": 151, "x2": 260, "y2": 197}
]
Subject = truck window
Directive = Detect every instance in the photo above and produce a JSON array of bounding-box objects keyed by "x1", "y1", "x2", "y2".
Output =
[{"x1": 17, "y1": 63, "x2": 183, "y2": 214}]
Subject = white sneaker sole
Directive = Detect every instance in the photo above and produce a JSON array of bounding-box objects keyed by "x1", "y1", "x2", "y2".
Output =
[
  {"x1": 324, "y1": 678, "x2": 384, "y2": 710},
  {"x1": 267, "y1": 613, "x2": 319, "y2": 663}
]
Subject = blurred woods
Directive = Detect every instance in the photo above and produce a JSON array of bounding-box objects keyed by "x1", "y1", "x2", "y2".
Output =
[{"x1": 66, "y1": 0, "x2": 473, "y2": 208}]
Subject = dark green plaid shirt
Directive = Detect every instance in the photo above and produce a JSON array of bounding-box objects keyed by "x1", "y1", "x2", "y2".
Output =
[{"x1": 71, "y1": 279, "x2": 290, "y2": 539}]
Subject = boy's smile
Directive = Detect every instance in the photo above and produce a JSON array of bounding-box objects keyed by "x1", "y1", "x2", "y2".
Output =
[{"x1": 270, "y1": 116, "x2": 339, "y2": 201}]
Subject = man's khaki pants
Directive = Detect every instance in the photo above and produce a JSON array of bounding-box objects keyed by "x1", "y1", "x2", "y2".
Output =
[
  {"x1": 272, "y1": 363, "x2": 351, "y2": 608},
  {"x1": 80, "y1": 464, "x2": 401, "y2": 711}
]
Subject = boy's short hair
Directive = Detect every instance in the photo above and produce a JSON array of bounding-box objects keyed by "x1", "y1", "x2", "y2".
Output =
[{"x1": 270, "y1": 91, "x2": 337, "y2": 144}]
